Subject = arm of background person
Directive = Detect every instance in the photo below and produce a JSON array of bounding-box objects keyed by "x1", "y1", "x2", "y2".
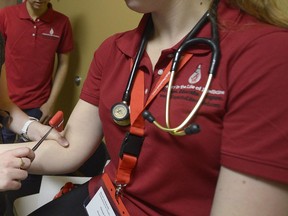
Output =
[
  {"x1": 0, "y1": 99, "x2": 104, "y2": 175},
  {"x1": 40, "y1": 52, "x2": 70, "y2": 124},
  {"x1": 0, "y1": 64, "x2": 68, "y2": 146},
  {"x1": 210, "y1": 166, "x2": 288, "y2": 216}
]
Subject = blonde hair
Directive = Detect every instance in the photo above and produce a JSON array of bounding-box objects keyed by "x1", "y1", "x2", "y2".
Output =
[{"x1": 227, "y1": 0, "x2": 288, "y2": 28}]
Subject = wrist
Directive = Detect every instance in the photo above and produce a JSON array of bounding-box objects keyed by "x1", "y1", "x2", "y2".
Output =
[{"x1": 21, "y1": 117, "x2": 39, "y2": 141}]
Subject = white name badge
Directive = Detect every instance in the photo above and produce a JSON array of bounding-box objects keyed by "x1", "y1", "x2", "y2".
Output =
[{"x1": 85, "y1": 187, "x2": 116, "y2": 216}]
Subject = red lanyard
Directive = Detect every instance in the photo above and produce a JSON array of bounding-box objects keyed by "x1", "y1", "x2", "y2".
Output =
[{"x1": 115, "y1": 53, "x2": 193, "y2": 188}]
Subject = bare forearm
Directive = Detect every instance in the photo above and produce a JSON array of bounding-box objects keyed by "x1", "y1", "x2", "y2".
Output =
[{"x1": 46, "y1": 53, "x2": 70, "y2": 106}]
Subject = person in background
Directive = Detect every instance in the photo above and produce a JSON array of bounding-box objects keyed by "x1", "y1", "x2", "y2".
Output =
[
  {"x1": 0, "y1": 0, "x2": 73, "y2": 143},
  {"x1": 1, "y1": 0, "x2": 288, "y2": 215}
]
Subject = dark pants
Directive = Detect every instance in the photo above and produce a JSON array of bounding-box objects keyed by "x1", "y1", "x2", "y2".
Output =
[
  {"x1": 28, "y1": 182, "x2": 89, "y2": 216},
  {"x1": 0, "y1": 108, "x2": 42, "y2": 143}
]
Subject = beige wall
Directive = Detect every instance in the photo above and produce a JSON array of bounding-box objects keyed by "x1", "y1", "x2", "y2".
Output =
[{"x1": 51, "y1": 0, "x2": 141, "y2": 118}]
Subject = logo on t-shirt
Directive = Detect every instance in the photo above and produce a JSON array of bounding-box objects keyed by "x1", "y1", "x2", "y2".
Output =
[
  {"x1": 188, "y1": 64, "x2": 201, "y2": 84},
  {"x1": 42, "y1": 28, "x2": 60, "y2": 38}
]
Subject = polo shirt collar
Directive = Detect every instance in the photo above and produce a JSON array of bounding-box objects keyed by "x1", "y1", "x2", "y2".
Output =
[
  {"x1": 19, "y1": 2, "x2": 54, "y2": 23},
  {"x1": 116, "y1": 13, "x2": 150, "y2": 59},
  {"x1": 116, "y1": 0, "x2": 241, "y2": 59}
]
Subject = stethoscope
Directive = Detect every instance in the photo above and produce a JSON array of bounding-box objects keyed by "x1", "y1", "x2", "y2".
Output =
[{"x1": 111, "y1": 0, "x2": 220, "y2": 136}]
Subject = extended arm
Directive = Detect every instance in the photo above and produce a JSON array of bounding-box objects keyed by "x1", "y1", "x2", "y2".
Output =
[
  {"x1": 0, "y1": 99, "x2": 104, "y2": 175},
  {"x1": 210, "y1": 166, "x2": 288, "y2": 216},
  {"x1": 32, "y1": 99, "x2": 104, "y2": 174}
]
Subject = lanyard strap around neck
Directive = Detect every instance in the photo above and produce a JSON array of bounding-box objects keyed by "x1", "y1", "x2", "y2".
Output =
[
  {"x1": 131, "y1": 53, "x2": 193, "y2": 126},
  {"x1": 116, "y1": 53, "x2": 193, "y2": 186}
]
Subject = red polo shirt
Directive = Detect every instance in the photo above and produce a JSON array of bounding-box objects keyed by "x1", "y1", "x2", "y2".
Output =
[
  {"x1": 0, "y1": 3, "x2": 73, "y2": 109},
  {"x1": 81, "y1": 1, "x2": 288, "y2": 215}
]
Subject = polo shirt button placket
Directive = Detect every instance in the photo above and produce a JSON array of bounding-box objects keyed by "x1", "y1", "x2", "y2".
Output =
[
  {"x1": 33, "y1": 27, "x2": 36, "y2": 37},
  {"x1": 33, "y1": 20, "x2": 39, "y2": 38}
]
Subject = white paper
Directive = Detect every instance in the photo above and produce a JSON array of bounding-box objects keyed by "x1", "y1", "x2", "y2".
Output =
[{"x1": 85, "y1": 187, "x2": 116, "y2": 216}]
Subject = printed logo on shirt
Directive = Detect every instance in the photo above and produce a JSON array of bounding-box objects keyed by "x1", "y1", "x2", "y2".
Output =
[
  {"x1": 188, "y1": 64, "x2": 202, "y2": 84},
  {"x1": 167, "y1": 63, "x2": 225, "y2": 96},
  {"x1": 159, "y1": 64, "x2": 225, "y2": 109},
  {"x1": 42, "y1": 28, "x2": 60, "y2": 38}
]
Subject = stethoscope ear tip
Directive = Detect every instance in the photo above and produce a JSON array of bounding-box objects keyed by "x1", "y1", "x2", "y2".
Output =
[
  {"x1": 142, "y1": 110, "x2": 155, "y2": 123},
  {"x1": 184, "y1": 124, "x2": 200, "y2": 135}
]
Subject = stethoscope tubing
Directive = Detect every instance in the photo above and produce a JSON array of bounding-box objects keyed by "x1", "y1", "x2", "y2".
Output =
[
  {"x1": 163, "y1": 74, "x2": 213, "y2": 134},
  {"x1": 122, "y1": 17, "x2": 153, "y2": 104},
  {"x1": 163, "y1": 11, "x2": 220, "y2": 134}
]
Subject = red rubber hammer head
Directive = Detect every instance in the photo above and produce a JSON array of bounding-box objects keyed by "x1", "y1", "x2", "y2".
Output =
[{"x1": 49, "y1": 111, "x2": 64, "y2": 132}]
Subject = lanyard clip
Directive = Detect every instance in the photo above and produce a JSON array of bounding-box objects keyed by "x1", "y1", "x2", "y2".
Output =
[{"x1": 114, "y1": 181, "x2": 127, "y2": 201}]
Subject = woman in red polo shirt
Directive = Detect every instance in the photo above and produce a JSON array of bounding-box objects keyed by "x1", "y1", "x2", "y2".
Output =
[{"x1": 1, "y1": 0, "x2": 288, "y2": 215}]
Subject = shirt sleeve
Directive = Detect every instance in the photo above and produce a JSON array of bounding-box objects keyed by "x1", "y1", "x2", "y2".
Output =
[
  {"x1": 221, "y1": 30, "x2": 288, "y2": 184},
  {"x1": 80, "y1": 36, "x2": 116, "y2": 106},
  {"x1": 57, "y1": 16, "x2": 74, "y2": 54}
]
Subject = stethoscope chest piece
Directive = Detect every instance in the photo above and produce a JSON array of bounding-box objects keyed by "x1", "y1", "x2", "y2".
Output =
[{"x1": 111, "y1": 102, "x2": 130, "y2": 126}]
